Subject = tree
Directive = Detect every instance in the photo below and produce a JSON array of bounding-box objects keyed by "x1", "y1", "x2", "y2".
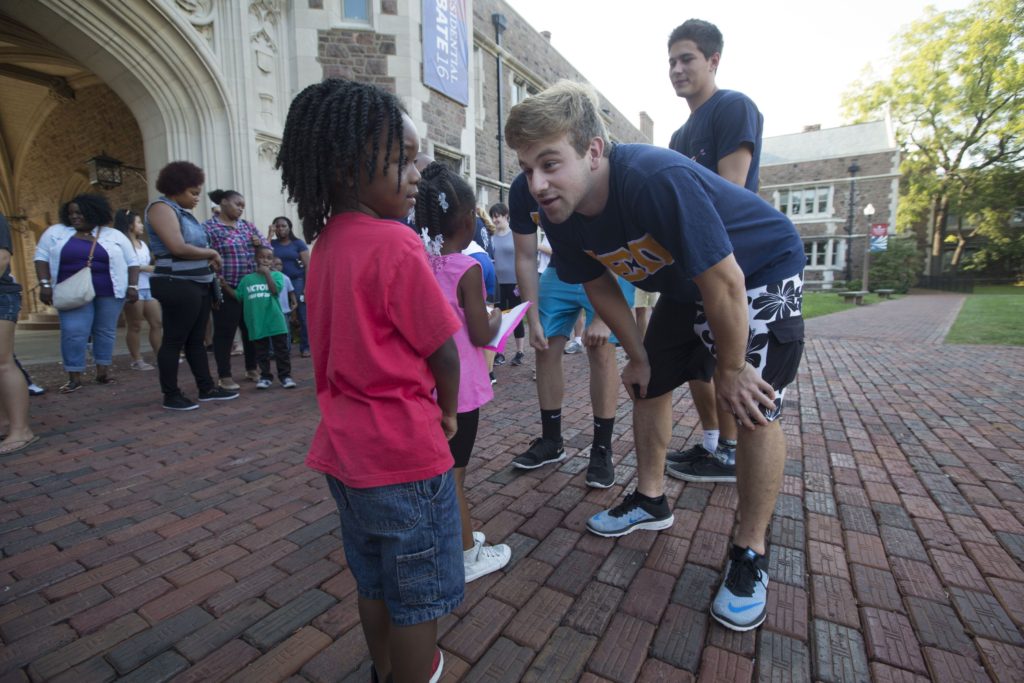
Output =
[{"x1": 844, "y1": 0, "x2": 1024, "y2": 276}]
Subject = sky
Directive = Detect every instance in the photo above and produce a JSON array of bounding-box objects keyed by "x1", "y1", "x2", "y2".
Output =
[{"x1": 504, "y1": 0, "x2": 975, "y2": 143}]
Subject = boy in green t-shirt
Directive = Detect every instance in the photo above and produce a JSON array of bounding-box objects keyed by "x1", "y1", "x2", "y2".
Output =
[{"x1": 221, "y1": 246, "x2": 296, "y2": 389}]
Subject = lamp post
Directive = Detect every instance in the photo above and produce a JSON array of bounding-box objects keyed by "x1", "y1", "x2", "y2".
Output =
[
  {"x1": 844, "y1": 161, "x2": 860, "y2": 283},
  {"x1": 862, "y1": 203, "x2": 875, "y2": 292}
]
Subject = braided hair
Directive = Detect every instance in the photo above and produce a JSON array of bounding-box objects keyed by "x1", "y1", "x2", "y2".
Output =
[
  {"x1": 276, "y1": 78, "x2": 408, "y2": 242},
  {"x1": 415, "y1": 162, "x2": 475, "y2": 241}
]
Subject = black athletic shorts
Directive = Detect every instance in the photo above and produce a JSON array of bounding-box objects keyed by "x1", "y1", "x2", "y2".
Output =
[{"x1": 644, "y1": 273, "x2": 805, "y2": 421}]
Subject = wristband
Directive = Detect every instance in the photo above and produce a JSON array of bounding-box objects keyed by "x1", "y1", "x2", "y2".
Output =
[{"x1": 127, "y1": 285, "x2": 139, "y2": 290}]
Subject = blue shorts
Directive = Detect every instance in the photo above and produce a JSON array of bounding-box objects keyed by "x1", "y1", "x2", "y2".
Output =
[
  {"x1": 326, "y1": 471, "x2": 464, "y2": 626},
  {"x1": 137, "y1": 288, "x2": 153, "y2": 301},
  {"x1": 0, "y1": 292, "x2": 22, "y2": 322},
  {"x1": 539, "y1": 268, "x2": 635, "y2": 344}
]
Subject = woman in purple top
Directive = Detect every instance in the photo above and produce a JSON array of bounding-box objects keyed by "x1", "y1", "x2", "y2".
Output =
[
  {"x1": 34, "y1": 195, "x2": 140, "y2": 393},
  {"x1": 203, "y1": 189, "x2": 268, "y2": 390},
  {"x1": 269, "y1": 216, "x2": 310, "y2": 357}
]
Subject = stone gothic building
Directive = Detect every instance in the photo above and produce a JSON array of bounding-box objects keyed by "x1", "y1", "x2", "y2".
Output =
[{"x1": 0, "y1": 0, "x2": 649, "y2": 319}]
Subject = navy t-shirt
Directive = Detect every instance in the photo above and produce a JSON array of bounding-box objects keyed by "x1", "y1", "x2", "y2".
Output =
[
  {"x1": 539, "y1": 144, "x2": 803, "y2": 302},
  {"x1": 669, "y1": 89, "x2": 763, "y2": 191},
  {"x1": 271, "y1": 238, "x2": 308, "y2": 281},
  {"x1": 472, "y1": 217, "x2": 495, "y2": 259},
  {"x1": 509, "y1": 173, "x2": 540, "y2": 236}
]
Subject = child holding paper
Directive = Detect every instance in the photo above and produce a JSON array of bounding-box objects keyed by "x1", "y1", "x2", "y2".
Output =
[{"x1": 418, "y1": 162, "x2": 512, "y2": 583}]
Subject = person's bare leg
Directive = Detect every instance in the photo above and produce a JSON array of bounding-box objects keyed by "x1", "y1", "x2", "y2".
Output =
[
  {"x1": 124, "y1": 300, "x2": 143, "y2": 362},
  {"x1": 390, "y1": 619, "x2": 439, "y2": 682},
  {"x1": 633, "y1": 393, "x2": 674, "y2": 498},
  {"x1": 358, "y1": 597, "x2": 393, "y2": 680},
  {"x1": 733, "y1": 421, "x2": 786, "y2": 555},
  {"x1": 635, "y1": 307, "x2": 649, "y2": 339},
  {"x1": 586, "y1": 341, "x2": 618, "y2": 420},
  {"x1": 454, "y1": 467, "x2": 473, "y2": 551},
  {"x1": 0, "y1": 321, "x2": 32, "y2": 448},
  {"x1": 535, "y1": 337, "x2": 566, "y2": 410},
  {"x1": 145, "y1": 299, "x2": 163, "y2": 356},
  {"x1": 689, "y1": 379, "x2": 719, "y2": 431}
]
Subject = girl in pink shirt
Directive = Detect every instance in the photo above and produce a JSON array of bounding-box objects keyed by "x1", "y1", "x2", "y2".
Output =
[{"x1": 417, "y1": 164, "x2": 511, "y2": 584}]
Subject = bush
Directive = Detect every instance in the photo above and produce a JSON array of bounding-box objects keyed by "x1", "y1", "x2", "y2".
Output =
[{"x1": 869, "y1": 238, "x2": 922, "y2": 293}]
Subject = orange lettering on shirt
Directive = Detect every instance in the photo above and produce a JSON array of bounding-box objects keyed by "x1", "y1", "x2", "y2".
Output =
[{"x1": 585, "y1": 234, "x2": 675, "y2": 283}]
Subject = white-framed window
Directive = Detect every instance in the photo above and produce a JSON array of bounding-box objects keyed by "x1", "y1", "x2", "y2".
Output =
[
  {"x1": 777, "y1": 185, "x2": 833, "y2": 217},
  {"x1": 510, "y1": 76, "x2": 538, "y2": 107},
  {"x1": 474, "y1": 47, "x2": 486, "y2": 128},
  {"x1": 342, "y1": 0, "x2": 370, "y2": 21},
  {"x1": 804, "y1": 239, "x2": 837, "y2": 268}
]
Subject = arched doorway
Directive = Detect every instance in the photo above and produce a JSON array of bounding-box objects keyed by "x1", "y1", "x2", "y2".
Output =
[{"x1": 0, "y1": 0, "x2": 237, "y2": 316}]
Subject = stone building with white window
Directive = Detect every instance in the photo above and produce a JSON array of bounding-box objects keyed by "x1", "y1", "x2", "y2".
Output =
[
  {"x1": 0, "y1": 0, "x2": 648, "y2": 320},
  {"x1": 758, "y1": 120, "x2": 900, "y2": 289}
]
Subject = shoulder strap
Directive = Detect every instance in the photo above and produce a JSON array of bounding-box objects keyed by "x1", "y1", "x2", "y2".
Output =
[{"x1": 85, "y1": 227, "x2": 100, "y2": 268}]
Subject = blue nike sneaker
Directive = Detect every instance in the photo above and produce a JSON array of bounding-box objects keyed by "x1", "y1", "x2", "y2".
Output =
[
  {"x1": 711, "y1": 545, "x2": 769, "y2": 631},
  {"x1": 586, "y1": 491, "x2": 674, "y2": 537}
]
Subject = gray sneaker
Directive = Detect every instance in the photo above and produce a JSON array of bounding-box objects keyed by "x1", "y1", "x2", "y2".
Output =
[
  {"x1": 711, "y1": 545, "x2": 769, "y2": 631},
  {"x1": 665, "y1": 443, "x2": 713, "y2": 465},
  {"x1": 564, "y1": 339, "x2": 583, "y2": 354}
]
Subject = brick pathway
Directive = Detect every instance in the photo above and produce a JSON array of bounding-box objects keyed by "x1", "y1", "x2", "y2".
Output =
[{"x1": 2, "y1": 291, "x2": 1023, "y2": 682}]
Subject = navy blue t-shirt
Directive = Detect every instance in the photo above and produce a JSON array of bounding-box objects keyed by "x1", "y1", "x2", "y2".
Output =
[
  {"x1": 509, "y1": 173, "x2": 539, "y2": 236},
  {"x1": 669, "y1": 89, "x2": 763, "y2": 191},
  {"x1": 539, "y1": 144, "x2": 803, "y2": 302},
  {"x1": 271, "y1": 238, "x2": 308, "y2": 281}
]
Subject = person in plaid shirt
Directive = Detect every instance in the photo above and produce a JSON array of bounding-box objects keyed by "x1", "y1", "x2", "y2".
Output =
[{"x1": 204, "y1": 189, "x2": 269, "y2": 390}]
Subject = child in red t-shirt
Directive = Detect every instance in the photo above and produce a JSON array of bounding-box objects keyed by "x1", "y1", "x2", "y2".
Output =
[{"x1": 278, "y1": 79, "x2": 461, "y2": 683}]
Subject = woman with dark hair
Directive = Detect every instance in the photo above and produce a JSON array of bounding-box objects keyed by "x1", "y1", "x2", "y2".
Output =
[
  {"x1": 115, "y1": 209, "x2": 162, "y2": 370},
  {"x1": 147, "y1": 161, "x2": 238, "y2": 410},
  {"x1": 269, "y1": 216, "x2": 310, "y2": 357},
  {"x1": 34, "y1": 194, "x2": 140, "y2": 393},
  {"x1": 204, "y1": 189, "x2": 268, "y2": 389}
]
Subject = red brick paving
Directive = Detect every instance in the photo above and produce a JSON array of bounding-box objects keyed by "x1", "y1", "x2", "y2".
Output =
[{"x1": 2, "y1": 291, "x2": 1024, "y2": 680}]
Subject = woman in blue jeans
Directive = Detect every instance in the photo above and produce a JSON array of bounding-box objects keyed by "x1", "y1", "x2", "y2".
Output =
[
  {"x1": 34, "y1": 195, "x2": 139, "y2": 393},
  {"x1": 269, "y1": 216, "x2": 310, "y2": 356}
]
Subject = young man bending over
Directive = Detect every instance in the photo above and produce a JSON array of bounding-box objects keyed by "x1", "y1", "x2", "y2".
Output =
[{"x1": 504, "y1": 80, "x2": 804, "y2": 632}]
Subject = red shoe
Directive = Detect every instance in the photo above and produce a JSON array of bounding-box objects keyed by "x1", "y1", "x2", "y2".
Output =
[{"x1": 429, "y1": 649, "x2": 443, "y2": 683}]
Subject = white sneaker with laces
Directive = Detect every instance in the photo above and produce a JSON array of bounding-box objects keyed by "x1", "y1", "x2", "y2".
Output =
[
  {"x1": 130, "y1": 359, "x2": 155, "y2": 371},
  {"x1": 464, "y1": 541, "x2": 511, "y2": 583},
  {"x1": 281, "y1": 377, "x2": 297, "y2": 389},
  {"x1": 256, "y1": 378, "x2": 273, "y2": 390}
]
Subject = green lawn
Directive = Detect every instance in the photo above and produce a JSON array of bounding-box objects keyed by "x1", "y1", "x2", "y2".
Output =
[
  {"x1": 802, "y1": 291, "x2": 899, "y2": 320},
  {"x1": 946, "y1": 285, "x2": 1024, "y2": 346}
]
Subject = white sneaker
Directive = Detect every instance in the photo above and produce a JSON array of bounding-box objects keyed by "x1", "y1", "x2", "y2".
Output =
[
  {"x1": 472, "y1": 530, "x2": 485, "y2": 545},
  {"x1": 130, "y1": 359, "x2": 155, "y2": 371},
  {"x1": 256, "y1": 378, "x2": 272, "y2": 390},
  {"x1": 464, "y1": 542, "x2": 511, "y2": 583},
  {"x1": 281, "y1": 377, "x2": 297, "y2": 389},
  {"x1": 564, "y1": 339, "x2": 583, "y2": 354}
]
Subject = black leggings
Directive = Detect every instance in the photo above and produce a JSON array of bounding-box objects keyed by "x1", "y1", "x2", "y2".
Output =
[
  {"x1": 498, "y1": 284, "x2": 525, "y2": 339},
  {"x1": 212, "y1": 294, "x2": 255, "y2": 378},
  {"x1": 151, "y1": 278, "x2": 215, "y2": 397},
  {"x1": 448, "y1": 409, "x2": 480, "y2": 469}
]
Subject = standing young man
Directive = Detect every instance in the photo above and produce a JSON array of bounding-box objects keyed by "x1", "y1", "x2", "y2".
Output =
[
  {"x1": 665, "y1": 19, "x2": 764, "y2": 484},
  {"x1": 508, "y1": 173, "x2": 634, "y2": 488},
  {"x1": 504, "y1": 81, "x2": 804, "y2": 632}
]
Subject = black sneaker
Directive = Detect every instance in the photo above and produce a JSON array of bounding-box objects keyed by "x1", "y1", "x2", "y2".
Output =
[
  {"x1": 490, "y1": 372, "x2": 497, "y2": 386},
  {"x1": 586, "y1": 491, "x2": 674, "y2": 537},
  {"x1": 510, "y1": 352, "x2": 525, "y2": 366},
  {"x1": 512, "y1": 437, "x2": 566, "y2": 469},
  {"x1": 494, "y1": 353, "x2": 506, "y2": 366},
  {"x1": 586, "y1": 445, "x2": 615, "y2": 488},
  {"x1": 666, "y1": 443, "x2": 714, "y2": 465},
  {"x1": 198, "y1": 386, "x2": 239, "y2": 401},
  {"x1": 163, "y1": 393, "x2": 198, "y2": 411},
  {"x1": 667, "y1": 452, "x2": 737, "y2": 483}
]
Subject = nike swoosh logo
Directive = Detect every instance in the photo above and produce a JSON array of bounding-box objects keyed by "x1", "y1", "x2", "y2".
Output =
[{"x1": 727, "y1": 601, "x2": 764, "y2": 614}]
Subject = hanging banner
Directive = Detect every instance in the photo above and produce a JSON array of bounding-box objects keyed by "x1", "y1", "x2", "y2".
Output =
[
  {"x1": 870, "y1": 223, "x2": 889, "y2": 252},
  {"x1": 423, "y1": 0, "x2": 469, "y2": 105}
]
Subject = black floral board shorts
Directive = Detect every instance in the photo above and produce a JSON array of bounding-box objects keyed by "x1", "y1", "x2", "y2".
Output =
[{"x1": 643, "y1": 273, "x2": 805, "y2": 421}]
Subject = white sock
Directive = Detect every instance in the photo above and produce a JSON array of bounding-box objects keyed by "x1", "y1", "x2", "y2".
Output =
[
  {"x1": 574, "y1": 336, "x2": 582, "y2": 345},
  {"x1": 703, "y1": 429, "x2": 720, "y2": 453}
]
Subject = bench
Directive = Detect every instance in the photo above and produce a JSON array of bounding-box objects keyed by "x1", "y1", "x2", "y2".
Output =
[
  {"x1": 875, "y1": 289, "x2": 895, "y2": 299},
  {"x1": 838, "y1": 290, "x2": 869, "y2": 305}
]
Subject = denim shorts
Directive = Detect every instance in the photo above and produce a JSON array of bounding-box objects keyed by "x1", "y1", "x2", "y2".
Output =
[
  {"x1": 326, "y1": 470, "x2": 464, "y2": 625},
  {"x1": 0, "y1": 292, "x2": 22, "y2": 322},
  {"x1": 539, "y1": 268, "x2": 635, "y2": 343},
  {"x1": 138, "y1": 287, "x2": 153, "y2": 301}
]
